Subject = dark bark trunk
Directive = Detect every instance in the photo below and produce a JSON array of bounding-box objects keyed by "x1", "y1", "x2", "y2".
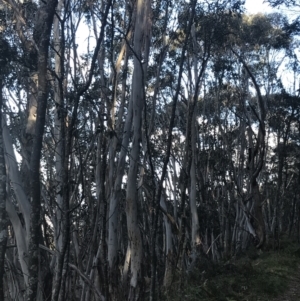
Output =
[
  {"x1": 100, "y1": 127, "x2": 109, "y2": 300},
  {"x1": 27, "y1": 1, "x2": 58, "y2": 300},
  {"x1": 0, "y1": 76, "x2": 8, "y2": 301},
  {"x1": 288, "y1": 194, "x2": 297, "y2": 237},
  {"x1": 252, "y1": 180, "x2": 266, "y2": 248}
]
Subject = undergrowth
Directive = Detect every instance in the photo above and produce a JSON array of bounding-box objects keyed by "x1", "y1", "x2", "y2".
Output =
[{"x1": 163, "y1": 238, "x2": 300, "y2": 301}]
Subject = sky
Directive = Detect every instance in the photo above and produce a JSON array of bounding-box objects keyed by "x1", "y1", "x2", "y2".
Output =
[
  {"x1": 245, "y1": 0, "x2": 275, "y2": 14},
  {"x1": 244, "y1": 0, "x2": 299, "y2": 19}
]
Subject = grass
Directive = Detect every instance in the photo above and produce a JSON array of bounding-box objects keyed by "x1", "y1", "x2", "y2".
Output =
[{"x1": 163, "y1": 239, "x2": 300, "y2": 301}]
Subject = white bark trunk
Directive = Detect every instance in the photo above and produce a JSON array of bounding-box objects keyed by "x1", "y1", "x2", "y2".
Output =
[
  {"x1": 2, "y1": 122, "x2": 31, "y2": 237},
  {"x1": 108, "y1": 77, "x2": 133, "y2": 271},
  {"x1": 6, "y1": 199, "x2": 29, "y2": 286},
  {"x1": 160, "y1": 195, "x2": 173, "y2": 287},
  {"x1": 125, "y1": 0, "x2": 147, "y2": 294},
  {"x1": 190, "y1": 113, "x2": 201, "y2": 247}
]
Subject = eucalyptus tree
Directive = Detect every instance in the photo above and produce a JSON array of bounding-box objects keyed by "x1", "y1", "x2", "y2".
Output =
[
  {"x1": 228, "y1": 13, "x2": 299, "y2": 249},
  {"x1": 1, "y1": 0, "x2": 300, "y2": 300},
  {"x1": 0, "y1": 0, "x2": 111, "y2": 299},
  {"x1": 0, "y1": 35, "x2": 11, "y2": 301},
  {"x1": 265, "y1": 93, "x2": 300, "y2": 240},
  {"x1": 1, "y1": 1, "x2": 58, "y2": 300},
  {"x1": 0, "y1": 77, "x2": 6, "y2": 301},
  {"x1": 189, "y1": 11, "x2": 299, "y2": 256}
]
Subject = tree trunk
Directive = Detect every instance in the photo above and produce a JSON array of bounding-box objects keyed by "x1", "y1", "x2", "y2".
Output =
[
  {"x1": 190, "y1": 111, "x2": 201, "y2": 248},
  {"x1": 0, "y1": 76, "x2": 8, "y2": 301},
  {"x1": 125, "y1": 1, "x2": 147, "y2": 299},
  {"x1": 108, "y1": 51, "x2": 132, "y2": 299},
  {"x1": 27, "y1": 1, "x2": 58, "y2": 300}
]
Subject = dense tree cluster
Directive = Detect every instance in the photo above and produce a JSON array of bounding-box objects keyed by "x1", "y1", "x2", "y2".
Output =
[{"x1": 0, "y1": 0, "x2": 299, "y2": 300}]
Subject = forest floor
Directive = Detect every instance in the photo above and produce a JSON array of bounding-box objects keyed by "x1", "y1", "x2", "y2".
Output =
[
  {"x1": 164, "y1": 237, "x2": 300, "y2": 301},
  {"x1": 271, "y1": 264, "x2": 300, "y2": 301}
]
